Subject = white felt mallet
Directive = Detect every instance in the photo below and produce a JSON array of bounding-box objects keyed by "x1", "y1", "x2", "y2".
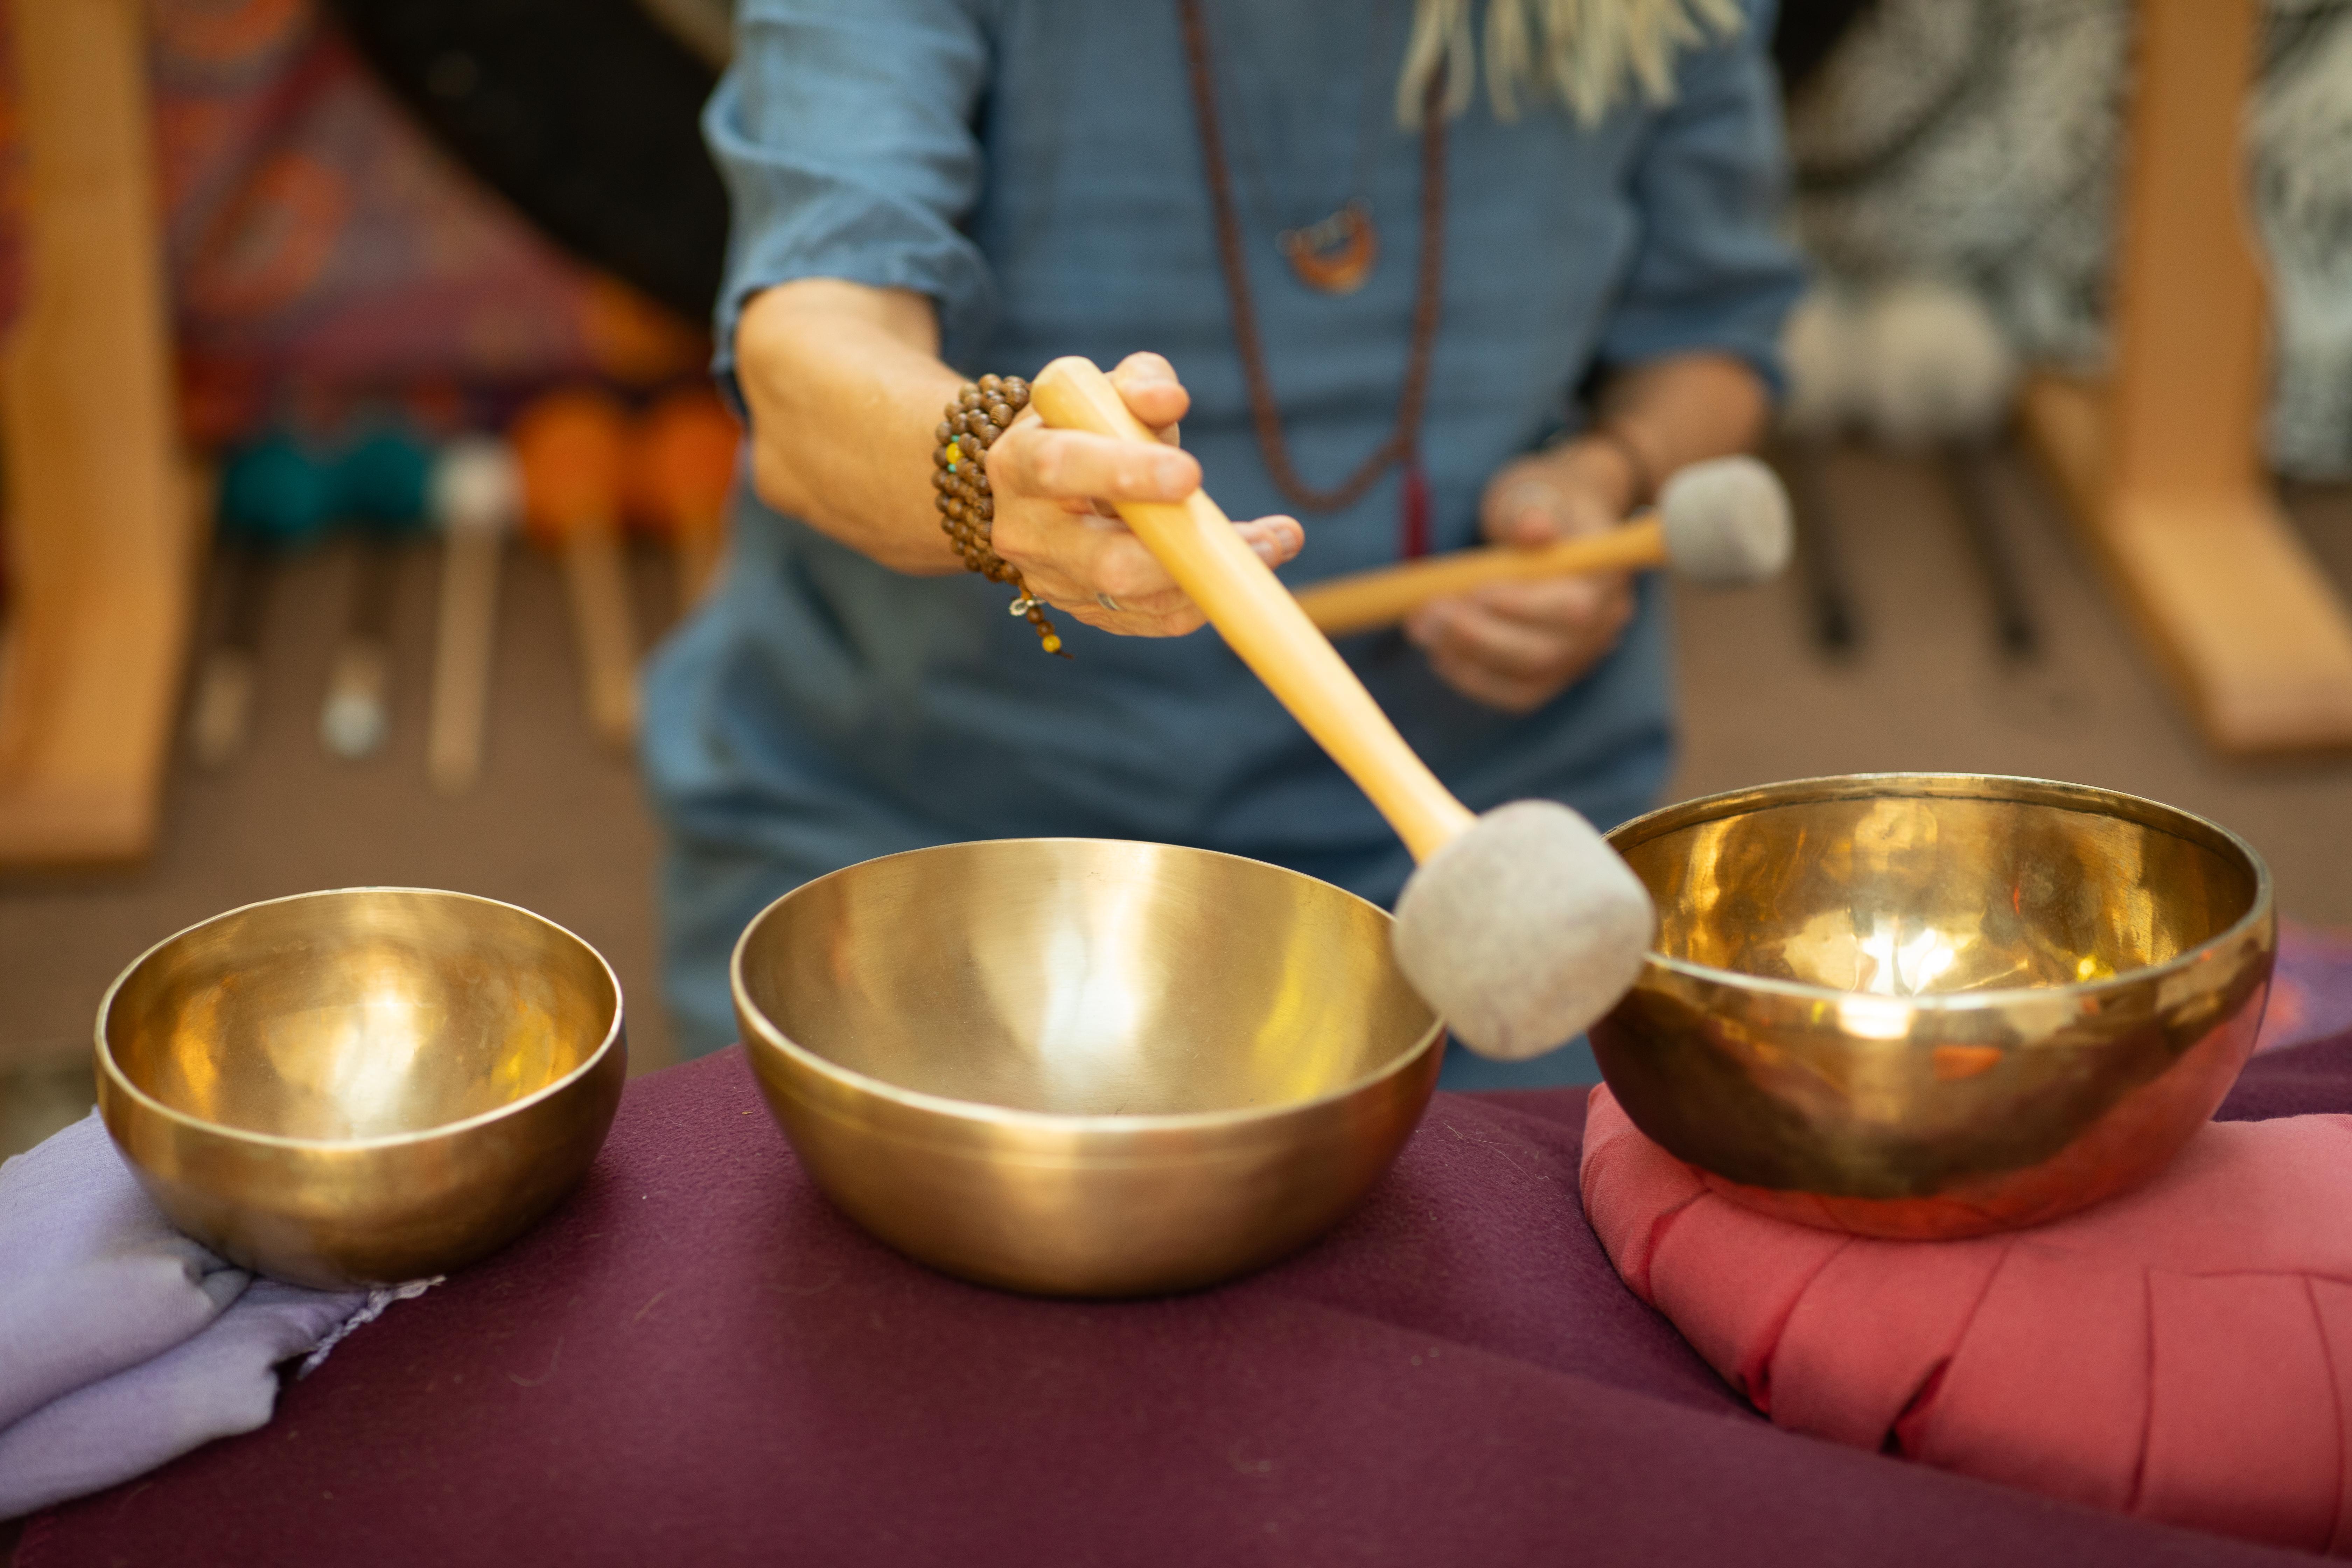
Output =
[
  {"x1": 1030, "y1": 357, "x2": 1656, "y2": 1061},
  {"x1": 427, "y1": 435, "x2": 520, "y2": 794},
  {"x1": 1292, "y1": 454, "x2": 1793, "y2": 639}
]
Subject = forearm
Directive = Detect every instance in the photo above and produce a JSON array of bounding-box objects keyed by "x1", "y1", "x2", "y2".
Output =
[
  {"x1": 1544, "y1": 352, "x2": 1771, "y2": 515},
  {"x1": 734, "y1": 278, "x2": 967, "y2": 575}
]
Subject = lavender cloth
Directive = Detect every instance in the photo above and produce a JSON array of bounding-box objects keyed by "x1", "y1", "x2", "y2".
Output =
[{"x1": 0, "y1": 1114, "x2": 406, "y2": 1520}]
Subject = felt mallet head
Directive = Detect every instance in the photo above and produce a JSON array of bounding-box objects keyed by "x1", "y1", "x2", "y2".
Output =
[
  {"x1": 629, "y1": 387, "x2": 738, "y2": 542},
  {"x1": 1658, "y1": 454, "x2": 1792, "y2": 587},
  {"x1": 431, "y1": 435, "x2": 522, "y2": 539},
  {"x1": 512, "y1": 388, "x2": 630, "y2": 548},
  {"x1": 218, "y1": 433, "x2": 336, "y2": 549},
  {"x1": 1391, "y1": 799, "x2": 1656, "y2": 1061},
  {"x1": 335, "y1": 429, "x2": 433, "y2": 535}
]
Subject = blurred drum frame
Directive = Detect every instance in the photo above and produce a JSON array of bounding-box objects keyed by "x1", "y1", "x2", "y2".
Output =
[
  {"x1": 2016, "y1": 0, "x2": 2352, "y2": 754},
  {"x1": 0, "y1": 0, "x2": 206, "y2": 864}
]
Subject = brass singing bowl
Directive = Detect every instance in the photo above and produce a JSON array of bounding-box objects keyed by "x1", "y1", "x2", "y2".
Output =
[
  {"x1": 1589, "y1": 775, "x2": 2275, "y2": 1238},
  {"x1": 732, "y1": 839, "x2": 1443, "y2": 1297},
  {"x1": 97, "y1": 888, "x2": 626, "y2": 1289}
]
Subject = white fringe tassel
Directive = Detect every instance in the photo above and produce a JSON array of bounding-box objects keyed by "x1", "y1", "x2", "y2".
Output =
[{"x1": 1398, "y1": 0, "x2": 1745, "y2": 128}]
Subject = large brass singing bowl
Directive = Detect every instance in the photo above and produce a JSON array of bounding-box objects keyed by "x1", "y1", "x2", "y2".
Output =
[
  {"x1": 1590, "y1": 775, "x2": 2274, "y2": 1239},
  {"x1": 98, "y1": 888, "x2": 626, "y2": 1288},
  {"x1": 732, "y1": 839, "x2": 1443, "y2": 1297}
]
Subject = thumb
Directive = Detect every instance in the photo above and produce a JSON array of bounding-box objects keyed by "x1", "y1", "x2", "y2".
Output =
[{"x1": 1485, "y1": 478, "x2": 1571, "y2": 546}]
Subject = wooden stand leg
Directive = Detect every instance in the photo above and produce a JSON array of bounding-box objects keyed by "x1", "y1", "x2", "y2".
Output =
[
  {"x1": 2019, "y1": 0, "x2": 2352, "y2": 752},
  {"x1": 0, "y1": 0, "x2": 199, "y2": 860},
  {"x1": 562, "y1": 531, "x2": 640, "y2": 751}
]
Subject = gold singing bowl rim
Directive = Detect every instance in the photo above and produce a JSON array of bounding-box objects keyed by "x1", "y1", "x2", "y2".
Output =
[
  {"x1": 95, "y1": 886, "x2": 626, "y2": 1149},
  {"x1": 1594, "y1": 772, "x2": 2275, "y2": 1237},
  {"x1": 729, "y1": 840, "x2": 1447, "y2": 1131},
  {"x1": 1611, "y1": 771, "x2": 2273, "y2": 1005},
  {"x1": 732, "y1": 838, "x2": 1446, "y2": 1296}
]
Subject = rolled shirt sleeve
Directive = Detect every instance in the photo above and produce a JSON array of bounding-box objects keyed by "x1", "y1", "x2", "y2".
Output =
[
  {"x1": 702, "y1": 0, "x2": 998, "y2": 405},
  {"x1": 1592, "y1": 0, "x2": 1808, "y2": 396}
]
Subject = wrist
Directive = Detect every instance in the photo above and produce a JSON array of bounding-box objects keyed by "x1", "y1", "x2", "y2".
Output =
[{"x1": 931, "y1": 374, "x2": 1071, "y2": 657}]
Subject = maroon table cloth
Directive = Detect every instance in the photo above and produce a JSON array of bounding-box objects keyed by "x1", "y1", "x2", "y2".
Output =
[{"x1": 23, "y1": 1035, "x2": 2352, "y2": 1568}]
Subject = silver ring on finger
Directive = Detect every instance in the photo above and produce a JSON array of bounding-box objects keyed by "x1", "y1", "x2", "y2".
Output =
[{"x1": 1096, "y1": 593, "x2": 1124, "y2": 613}]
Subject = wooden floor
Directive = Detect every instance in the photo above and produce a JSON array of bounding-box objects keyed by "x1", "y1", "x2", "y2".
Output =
[{"x1": 5, "y1": 441, "x2": 2352, "y2": 1160}]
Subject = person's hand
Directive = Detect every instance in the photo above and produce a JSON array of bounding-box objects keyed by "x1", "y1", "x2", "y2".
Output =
[
  {"x1": 983, "y1": 353, "x2": 1303, "y2": 636},
  {"x1": 1404, "y1": 442, "x2": 1637, "y2": 713}
]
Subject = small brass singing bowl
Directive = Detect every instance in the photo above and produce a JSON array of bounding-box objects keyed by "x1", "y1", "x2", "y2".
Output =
[
  {"x1": 98, "y1": 888, "x2": 626, "y2": 1289},
  {"x1": 732, "y1": 839, "x2": 1443, "y2": 1297},
  {"x1": 1590, "y1": 775, "x2": 2275, "y2": 1239}
]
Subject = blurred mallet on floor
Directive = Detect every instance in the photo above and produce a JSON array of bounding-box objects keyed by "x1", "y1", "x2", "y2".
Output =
[
  {"x1": 188, "y1": 434, "x2": 337, "y2": 769},
  {"x1": 513, "y1": 388, "x2": 639, "y2": 750},
  {"x1": 426, "y1": 435, "x2": 520, "y2": 793},
  {"x1": 1292, "y1": 455, "x2": 1793, "y2": 638},
  {"x1": 1773, "y1": 438, "x2": 1863, "y2": 658},
  {"x1": 629, "y1": 386, "x2": 738, "y2": 616},
  {"x1": 318, "y1": 429, "x2": 430, "y2": 760},
  {"x1": 1776, "y1": 278, "x2": 2035, "y2": 663}
]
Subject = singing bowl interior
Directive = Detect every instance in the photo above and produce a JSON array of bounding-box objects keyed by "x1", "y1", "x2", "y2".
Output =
[
  {"x1": 1592, "y1": 775, "x2": 2274, "y2": 1238},
  {"x1": 1626, "y1": 780, "x2": 2258, "y2": 993},
  {"x1": 98, "y1": 888, "x2": 626, "y2": 1287},
  {"x1": 734, "y1": 839, "x2": 1442, "y2": 1295}
]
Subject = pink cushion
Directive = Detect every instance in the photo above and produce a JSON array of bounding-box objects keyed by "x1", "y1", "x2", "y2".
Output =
[{"x1": 1582, "y1": 1086, "x2": 2352, "y2": 1555}]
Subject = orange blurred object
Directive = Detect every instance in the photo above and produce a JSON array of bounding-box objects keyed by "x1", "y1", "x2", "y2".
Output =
[
  {"x1": 511, "y1": 388, "x2": 638, "y2": 749},
  {"x1": 628, "y1": 385, "x2": 738, "y2": 612},
  {"x1": 514, "y1": 387, "x2": 628, "y2": 546}
]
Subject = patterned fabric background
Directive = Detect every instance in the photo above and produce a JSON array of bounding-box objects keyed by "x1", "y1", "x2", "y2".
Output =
[
  {"x1": 0, "y1": 0, "x2": 705, "y2": 445},
  {"x1": 1787, "y1": 0, "x2": 2352, "y2": 478},
  {"x1": 7, "y1": 1, "x2": 2349, "y2": 463}
]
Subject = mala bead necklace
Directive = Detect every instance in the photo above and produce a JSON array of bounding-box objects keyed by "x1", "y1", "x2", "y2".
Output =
[{"x1": 932, "y1": 374, "x2": 1069, "y2": 656}]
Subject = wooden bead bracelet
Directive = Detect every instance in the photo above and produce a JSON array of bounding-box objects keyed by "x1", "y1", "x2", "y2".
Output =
[{"x1": 932, "y1": 374, "x2": 1068, "y2": 656}]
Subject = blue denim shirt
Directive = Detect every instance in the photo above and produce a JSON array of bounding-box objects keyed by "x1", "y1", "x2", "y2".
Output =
[{"x1": 645, "y1": 0, "x2": 1804, "y2": 1062}]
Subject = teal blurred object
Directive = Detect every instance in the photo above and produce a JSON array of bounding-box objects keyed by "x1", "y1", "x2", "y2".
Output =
[
  {"x1": 322, "y1": 428, "x2": 435, "y2": 760},
  {"x1": 216, "y1": 434, "x2": 337, "y2": 548},
  {"x1": 332, "y1": 429, "x2": 433, "y2": 534},
  {"x1": 192, "y1": 436, "x2": 342, "y2": 768}
]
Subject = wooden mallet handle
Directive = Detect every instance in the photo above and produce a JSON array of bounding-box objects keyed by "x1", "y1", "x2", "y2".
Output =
[
  {"x1": 561, "y1": 532, "x2": 638, "y2": 749},
  {"x1": 630, "y1": 387, "x2": 738, "y2": 615},
  {"x1": 514, "y1": 391, "x2": 639, "y2": 751},
  {"x1": 429, "y1": 524, "x2": 502, "y2": 792},
  {"x1": 1294, "y1": 518, "x2": 1667, "y2": 638},
  {"x1": 1028, "y1": 357, "x2": 1475, "y2": 862}
]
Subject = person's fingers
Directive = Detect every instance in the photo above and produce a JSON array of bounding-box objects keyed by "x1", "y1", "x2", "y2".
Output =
[
  {"x1": 988, "y1": 422, "x2": 1199, "y2": 506},
  {"x1": 1234, "y1": 514, "x2": 1305, "y2": 570},
  {"x1": 990, "y1": 501, "x2": 1303, "y2": 638},
  {"x1": 1407, "y1": 599, "x2": 1584, "y2": 683},
  {"x1": 1468, "y1": 570, "x2": 1633, "y2": 631},
  {"x1": 1422, "y1": 648, "x2": 1557, "y2": 714},
  {"x1": 1061, "y1": 599, "x2": 1207, "y2": 637},
  {"x1": 1070, "y1": 529, "x2": 1190, "y2": 606},
  {"x1": 995, "y1": 511, "x2": 1183, "y2": 611},
  {"x1": 1482, "y1": 474, "x2": 1573, "y2": 547},
  {"x1": 1109, "y1": 352, "x2": 1190, "y2": 440},
  {"x1": 1406, "y1": 577, "x2": 1636, "y2": 710},
  {"x1": 1059, "y1": 602, "x2": 1207, "y2": 638},
  {"x1": 1478, "y1": 461, "x2": 1616, "y2": 547},
  {"x1": 1042, "y1": 529, "x2": 1204, "y2": 637},
  {"x1": 1036, "y1": 514, "x2": 1300, "y2": 610}
]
